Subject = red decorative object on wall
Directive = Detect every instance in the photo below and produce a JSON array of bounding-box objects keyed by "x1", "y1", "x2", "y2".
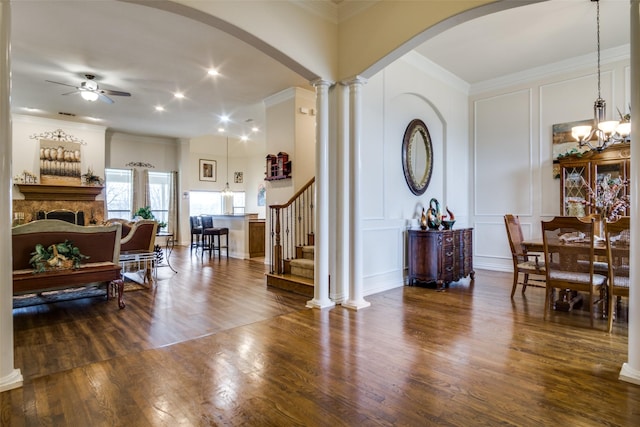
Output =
[{"x1": 265, "y1": 152, "x2": 291, "y2": 181}]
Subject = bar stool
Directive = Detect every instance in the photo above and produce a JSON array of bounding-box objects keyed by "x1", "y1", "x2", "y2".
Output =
[
  {"x1": 200, "y1": 215, "x2": 229, "y2": 260},
  {"x1": 189, "y1": 216, "x2": 203, "y2": 253}
]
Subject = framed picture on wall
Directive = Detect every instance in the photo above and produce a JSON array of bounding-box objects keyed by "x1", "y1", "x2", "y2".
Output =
[{"x1": 199, "y1": 159, "x2": 217, "y2": 182}]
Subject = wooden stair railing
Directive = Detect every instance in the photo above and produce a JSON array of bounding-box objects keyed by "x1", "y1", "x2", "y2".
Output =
[{"x1": 268, "y1": 177, "x2": 315, "y2": 274}]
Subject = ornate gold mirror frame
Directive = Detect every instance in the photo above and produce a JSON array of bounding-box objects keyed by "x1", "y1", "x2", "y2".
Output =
[{"x1": 402, "y1": 119, "x2": 434, "y2": 195}]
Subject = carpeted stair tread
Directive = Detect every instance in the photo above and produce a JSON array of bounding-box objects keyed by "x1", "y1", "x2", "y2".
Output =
[{"x1": 290, "y1": 258, "x2": 314, "y2": 279}]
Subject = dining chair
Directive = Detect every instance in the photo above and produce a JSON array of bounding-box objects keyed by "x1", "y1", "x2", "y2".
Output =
[
  {"x1": 504, "y1": 214, "x2": 545, "y2": 298},
  {"x1": 541, "y1": 216, "x2": 608, "y2": 328},
  {"x1": 604, "y1": 216, "x2": 630, "y2": 333}
]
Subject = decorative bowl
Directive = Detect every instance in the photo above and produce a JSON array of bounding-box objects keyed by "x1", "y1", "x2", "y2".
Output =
[{"x1": 441, "y1": 220, "x2": 455, "y2": 230}]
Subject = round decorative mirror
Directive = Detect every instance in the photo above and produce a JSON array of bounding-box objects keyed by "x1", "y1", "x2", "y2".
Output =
[{"x1": 402, "y1": 119, "x2": 434, "y2": 195}]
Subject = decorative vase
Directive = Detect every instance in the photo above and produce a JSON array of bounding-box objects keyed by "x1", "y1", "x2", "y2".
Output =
[
  {"x1": 426, "y1": 198, "x2": 441, "y2": 229},
  {"x1": 420, "y1": 208, "x2": 427, "y2": 230}
]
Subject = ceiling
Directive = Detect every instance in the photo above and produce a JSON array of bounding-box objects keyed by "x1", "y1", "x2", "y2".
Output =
[{"x1": 10, "y1": 0, "x2": 630, "y2": 141}]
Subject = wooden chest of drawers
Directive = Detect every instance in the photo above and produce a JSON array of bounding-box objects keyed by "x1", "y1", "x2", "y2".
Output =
[{"x1": 407, "y1": 228, "x2": 474, "y2": 289}]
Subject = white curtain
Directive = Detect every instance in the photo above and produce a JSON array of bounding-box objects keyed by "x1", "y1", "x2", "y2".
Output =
[
  {"x1": 142, "y1": 169, "x2": 151, "y2": 208},
  {"x1": 168, "y1": 171, "x2": 178, "y2": 237},
  {"x1": 131, "y1": 168, "x2": 139, "y2": 217}
]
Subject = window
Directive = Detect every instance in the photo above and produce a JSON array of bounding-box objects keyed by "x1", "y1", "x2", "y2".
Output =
[
  {"x1": 148, "y1": 171, "x2": 171, "y2": 227},
  {"x1": 190, "y1": 191, "x2": 245, "y2": 215},
  {"x1": 105, "y1": 168, "x2": 133, "y2": 219}
]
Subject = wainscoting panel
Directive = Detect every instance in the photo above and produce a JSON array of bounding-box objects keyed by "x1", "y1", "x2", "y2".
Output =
[
  {"x1": 474, "y1": 89, "x2": 533, "y2": 217},
  {"x1": 363, "y1": 223, "x2": 405, "y2": 295}
]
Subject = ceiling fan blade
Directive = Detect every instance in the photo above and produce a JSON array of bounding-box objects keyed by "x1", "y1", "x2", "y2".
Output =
[
  {"x1": 46, "y1": 80, "x2": 80, "y2": 90},
  {"x1": 97, "y1": 93, "x2": 115, "y2": 104},
  {"x1": 100, "y1": 89, "x2": 131, "y2": 97},
  {"x1": 61, "y1": 90, "x2": 81, "y2": 96}
]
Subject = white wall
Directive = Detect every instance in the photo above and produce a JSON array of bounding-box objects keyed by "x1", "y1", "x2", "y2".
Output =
[
  {"x1": 106, "y1": 131, "x2": 178, "y2": 172},
  {"x1": 471, "y1": 55, "x2": 630, "y2": 272},
  {"x1": 360, "y1": 52, "x2": 471, "y2": 296}
]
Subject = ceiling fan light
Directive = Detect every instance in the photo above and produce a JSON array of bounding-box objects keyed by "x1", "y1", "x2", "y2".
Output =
[{"x1": 81, "y1": 90, "x2": 99, "y2": 102}]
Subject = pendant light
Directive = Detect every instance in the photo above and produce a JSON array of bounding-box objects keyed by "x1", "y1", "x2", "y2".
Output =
[
  {"x1": 222, "y1": 136, "x2": 233, "y2": 196},
  {"x1": 571, "y1": 0, "x2": 631, "y2": 152}
]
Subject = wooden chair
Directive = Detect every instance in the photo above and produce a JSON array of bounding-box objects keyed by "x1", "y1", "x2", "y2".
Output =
[
  {"x1": 604, "y1": 216, "x2": 630, "y2": 333},
  {"x1": 541, "y1": 216, "x2": 607, "y2": 328},
  {"x1": 504, "y1": 214, "x2": 545, "y2": 298}
]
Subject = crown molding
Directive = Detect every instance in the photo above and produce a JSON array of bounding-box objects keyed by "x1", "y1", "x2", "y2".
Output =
[
  {"x1": 401, "y1": 51, "x2": 470, "y2": 95},
  {"x1": 289, "y1": 0, "x2": 378, "y2": 24},
  {"x1": 470, "y1": 44, "x2": 630, "y2": 96}
]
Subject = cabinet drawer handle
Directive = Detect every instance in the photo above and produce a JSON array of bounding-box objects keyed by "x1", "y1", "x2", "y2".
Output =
[
  {"x1": 446, "y1": 267, "x2": 453, "y2": 272},
  {"x1": 446, "y1": 237, "x2": 453, "y2": 243},
  {"x1": 446, "y1": 252, "x2": 454, "y2": 257}
]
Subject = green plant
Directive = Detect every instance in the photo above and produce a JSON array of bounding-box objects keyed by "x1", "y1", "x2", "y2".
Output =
[
  {"x1": 29, "y1": 240, "x2": 90, "y2": 272},
  {"x1": 133, "y1": 206, "x2": 167, "y2": 229}
]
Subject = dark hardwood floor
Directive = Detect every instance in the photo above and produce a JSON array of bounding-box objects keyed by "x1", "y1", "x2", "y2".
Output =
[{"x1": 2, "y1": 247, "x2": 639, "y2": 426}]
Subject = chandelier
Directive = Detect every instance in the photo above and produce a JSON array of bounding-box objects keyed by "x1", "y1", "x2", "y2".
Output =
[{"x1": 571, "y1": 0, "x2": 630, "y2": 152}]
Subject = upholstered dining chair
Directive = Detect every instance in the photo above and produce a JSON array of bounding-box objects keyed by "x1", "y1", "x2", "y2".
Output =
[
  {"x1": 541, "y1": 216, "x2": 608, "y2": 328},
  {"x1": 604, "y1": 216, "x2": 630, "y2": 333},
  {"x1": 504, "y1": 214, "x2": 545, "y2": 298}
]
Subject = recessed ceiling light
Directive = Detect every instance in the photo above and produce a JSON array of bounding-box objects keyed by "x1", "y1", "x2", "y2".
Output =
[
  {"x1": 22, "y1": 107, "x2": 41, "y2": 112},
  {"x1": 218, "y1": 127, "x2": 226, "y2": 133},
  {"x1": 207, "y1": 69, "x2": 219, "y2": 76},
  {"x1": 155, "y1": 106, "x2": 165, "y2": 112},
  {"x1": 86, "y1": 116, "x2": 103, "y2": 122},
  {"x1": 174, "y1": 92, "x2": 185, "y2": 99},
  {"x1": 251, "y1": 127, "x2": 259, "y2": 132},
  {"x1": 241, "y1": 135, "x2": 249, "y2": 141},
  {"x1": 220, "y1": 115, "x2": 230, "y2": 123}
]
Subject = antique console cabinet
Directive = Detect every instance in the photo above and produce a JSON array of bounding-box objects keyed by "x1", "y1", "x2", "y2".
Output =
[{"x1": 407, "y1": 228, "x2": 474, "y2": 289}]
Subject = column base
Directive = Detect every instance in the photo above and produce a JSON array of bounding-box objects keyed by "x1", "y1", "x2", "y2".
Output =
[
  {"x1": 0, "y1": 369, "x2": 23, "y2": 393},
  {"x1": 342, "y1": 299, "x2": 371, "y2": 311},
  {"x1": 619, "y1": 363, "x2": 640, "y2": 386},
  {"x1": 306, "y1": 298, "x2": 336, "y2": 309}
]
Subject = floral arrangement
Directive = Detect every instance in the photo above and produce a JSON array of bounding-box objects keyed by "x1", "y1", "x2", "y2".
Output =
[
  {"x1": 581, "y1": 174, "x2": 629, "y2": 221},
  {"x1": 29, "y1": 240, "x2": 90, "y2": 273},
  {"x1": 82, "y1": 168, "x2": 104, "y2": 185}
]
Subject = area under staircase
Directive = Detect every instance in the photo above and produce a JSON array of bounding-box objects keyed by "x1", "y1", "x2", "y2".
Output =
[{"x1": 265, "y1": 178, "x2": 315, "y2": 297}]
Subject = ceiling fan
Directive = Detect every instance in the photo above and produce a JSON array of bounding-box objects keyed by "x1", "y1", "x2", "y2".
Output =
[{"x1": 46, "y1": 74, "x2": 131, "y2": 104}]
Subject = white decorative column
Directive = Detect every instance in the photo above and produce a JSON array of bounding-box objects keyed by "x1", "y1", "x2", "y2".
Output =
[
  {"x1": 619, "y1": 0, "x2": 640, "y2": 385},
  {"x1": 342, "y1": 77, "x2": 370, "y2": 311},
  {"x1": 307, "y1": 79, "x2": 335, "y2": 309},
  {"x1": 333, "y1": 83, "x2": 349, "y2": 303},
  {"x1": 0, "y1": 0, "x2": 23, "y2": 393}
]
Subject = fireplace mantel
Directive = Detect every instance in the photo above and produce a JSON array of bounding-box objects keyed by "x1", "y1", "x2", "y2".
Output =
[{"x1": 16, "y1": 184, "x2": 104, "y2": 201}]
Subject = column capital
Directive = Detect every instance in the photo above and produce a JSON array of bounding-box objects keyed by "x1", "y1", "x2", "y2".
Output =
[
  {"x1": 341, "y1": 75, "x2": 368, "y2": 87},
  {"x1": 311, "y1": 78, "x2": 334, "y2": 88}
]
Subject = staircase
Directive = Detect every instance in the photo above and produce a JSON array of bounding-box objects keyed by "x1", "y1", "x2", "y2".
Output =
[
  {"x1": 265, "y1": 178, "x2": 315, "y2": 297},
  {"x1": 267, "y1": 245, "x2": 314, "y2": 297}
]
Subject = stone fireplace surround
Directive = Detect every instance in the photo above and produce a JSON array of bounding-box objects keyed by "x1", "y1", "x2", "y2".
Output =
[{"x1": 12, "y1": 184, "x2": 105, "y2": 225}]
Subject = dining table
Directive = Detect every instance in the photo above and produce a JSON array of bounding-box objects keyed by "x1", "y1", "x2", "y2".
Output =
[{"x1": 522, "y1": 236, "x2": 629, "y2": 313}]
